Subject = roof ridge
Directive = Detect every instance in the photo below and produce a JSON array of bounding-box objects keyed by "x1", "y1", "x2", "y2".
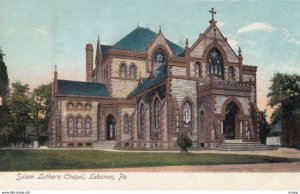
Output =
[{"x1": 58, "y1": 79, "x2": 106, "y2": 85}]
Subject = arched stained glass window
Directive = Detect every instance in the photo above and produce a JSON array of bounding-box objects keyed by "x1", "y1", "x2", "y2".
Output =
[
  {"x1": 139, "y1": 104, "x2": 145, "y2": 139},
  {"x1": 154, "y1": 99, "x2": 160, "y2": 130},
  {"x1": 208, "y1": 48, "x2": 224, "y2": 79},
  {"x1": 67, "y1": 117, "x2": 74, "y2": 135},
  {"x1": 76, "y1": 117, "x2": 82, "y2": 135},
  {"x1": 124, "y1": 115, "x2": 129, "y2": 133},
  {"x1": 183, "y1": 102, "x2": 191, "y2": 124},
  {"x1": 85, "y1": 117, "x2": 91, "y2": 135},
  {"x1": 153, "y1": 51, "x2": 166, "y2": 73},
  {"x1": 120, "y1": 64, "x2": 126, "y2": 78},
  {"x1": 130, "y1": 65, "x2": 136, "y2": 79}
]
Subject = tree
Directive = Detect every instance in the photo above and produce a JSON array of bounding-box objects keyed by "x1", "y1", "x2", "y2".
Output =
[
  {"x1": 8, "y1": 82, "x2": 32, "y2": 143},
  {"x1": 176, "y1": 132, "x2": 193, "y2": 152},
  {"x1": 259, "y1": 110, "x2": 270, "y2": 144},
  {"x1": 0, "y1": 49, "x2": 11, "y2": 146},
  {"x1": 267, "y1": 73, "x2": 300, "y2": 146},
  {"x1": 0, "y1": 50, "x2": 9, "y2": 99},
  {"x1": 30, "y1": 83, "x2": 52, "y2": 143}
]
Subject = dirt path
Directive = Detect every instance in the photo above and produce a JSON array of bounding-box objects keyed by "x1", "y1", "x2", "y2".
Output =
[{"x1": 63, "y1": 162, "x2": 300, "y2": 172}]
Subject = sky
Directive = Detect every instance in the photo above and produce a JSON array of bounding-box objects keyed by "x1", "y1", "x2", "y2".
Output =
[{"x1": 0, "y1": 0, "x2": 300, "y2": 119}]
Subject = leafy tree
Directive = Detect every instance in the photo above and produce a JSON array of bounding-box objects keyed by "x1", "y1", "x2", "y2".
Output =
[
  {"x1": 30, "y1": 83, "x2": 52, "y2": 143},
  {"x1": 8, "y1": 82, "x2": 32, "y2": 143},
  {"x1": 267, "y1": 73, "x2": 300, "y2": 146},
  {"x1": 259, "y1": 110, "x2": 270, "y2": 144},
  {"x1": 176, "y1": 132, "x2": 193, "y2": 152},
  {"x1": 0, "y1": 49, "x2": 11, "y2": 146},
  {"x1": 0, "y1": 50, "x2": 9, "y2": 99}
]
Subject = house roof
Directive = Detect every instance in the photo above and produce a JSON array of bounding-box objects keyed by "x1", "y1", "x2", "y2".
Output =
[
  {"x1": 101, "y1": 45, "x2": 113, "y2": 56},
  {"x1": 103, "y1": 27, "x2": 184, "y2": 57},
  {"x1": 128, "y1": 64, "x2": 166, "y2": 98},
  {"x1": 57, "y1": 80, "x2": 109, "y2": 97}
]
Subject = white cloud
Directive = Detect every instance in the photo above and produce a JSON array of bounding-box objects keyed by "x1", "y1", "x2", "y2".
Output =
[
  {"x1": 228, "y1": 39, "x2": 238, "y2": 49},
  {"x1": 237, "y1": 22, "x2": 273, "y2": 34},
  {"x1": 8, "y1": 27, "x2": 48, "y2": 36},
  {"x1": 216, "y1": 21, "x2": 225, "y2": 29},
  {"x1": 32, "y1": 27, "x2": 48, "y2": 36},
  {"x1": 282, "y1": 28, "x2": 300, "y2": 46}
]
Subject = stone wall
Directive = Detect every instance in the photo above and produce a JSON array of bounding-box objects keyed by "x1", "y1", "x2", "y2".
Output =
[
  {"x1": 171, "y1": 79, "x2": 198, "y2": 141},
  {"x1": 243, "y1": 74, "x2": 255, "y2": 82},
  {"x1": 111, "y1": 79, "x2": 138, "y2": 98},
  {"x1": 171, "y1": 66, "x2": 186, "y2": 76},
  {"x1": 215, "y1": 96, "x2": 250, "y2": 115},
  {"x1": 191, "y1": 39, "x2": 213, "y2": 58},
  {"x1": 119, "y1": 107, "x2": 135, "y2": 141},
  {"x1": 60, "y1": 100, "x2": 98, "y2": 146},
  {"x1": 217, "y1": 41, "x2": 239, "y2": 63},
  {"x1": 111, "y1": 58, "x2": 147, "y2": 78}
]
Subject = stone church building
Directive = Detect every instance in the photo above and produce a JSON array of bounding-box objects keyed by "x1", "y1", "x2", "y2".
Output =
[{"x1": 49, "y1": 10, "x2": 260, "y2": 149}]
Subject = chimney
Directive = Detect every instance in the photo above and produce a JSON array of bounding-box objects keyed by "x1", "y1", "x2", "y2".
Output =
[{"x1": 85, "y1": 44, "x2": 93, "y2": 82}]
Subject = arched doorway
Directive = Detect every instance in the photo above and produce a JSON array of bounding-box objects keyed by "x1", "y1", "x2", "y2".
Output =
[
  {"x1": 223, "y1": 102, "x2": 239, "y2": 139},
  {"x1": 106, "y1": 114, "x2": 116, "y2": 140}
]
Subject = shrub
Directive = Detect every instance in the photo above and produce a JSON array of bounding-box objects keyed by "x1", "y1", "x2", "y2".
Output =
[{"x1": 176, "y1": 132, "x2": 193, "y2": 152}]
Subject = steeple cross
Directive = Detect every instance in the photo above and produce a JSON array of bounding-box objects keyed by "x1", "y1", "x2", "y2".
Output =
[{"x1": 209, "y1": 8, "x2": 216, "y2": 21}]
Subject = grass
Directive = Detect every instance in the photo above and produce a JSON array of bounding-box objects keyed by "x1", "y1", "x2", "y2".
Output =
[{"x1": 0, "y1": 149, "x2": 299, "y2": 171}]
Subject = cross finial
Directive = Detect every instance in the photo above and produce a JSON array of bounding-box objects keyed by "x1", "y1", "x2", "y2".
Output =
[
  {"x1": 185, "y1": 38, "x2": 189, "y2": 47},
  {"x1": 209, "y1": 8, "x2": 217, "y2": 23}
]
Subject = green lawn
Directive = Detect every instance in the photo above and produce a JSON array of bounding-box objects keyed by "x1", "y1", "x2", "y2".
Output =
[{"x1": 0, "y1": 149, "x2": 299, "y2": 171}]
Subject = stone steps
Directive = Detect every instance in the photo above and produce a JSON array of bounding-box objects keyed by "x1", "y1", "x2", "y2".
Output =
[
  {"x1": 94, "y1": 141, "x2": 117, "y2": 149},
  {"x1": 215, "y1": 142, "x2": 277, "y2": 151}
]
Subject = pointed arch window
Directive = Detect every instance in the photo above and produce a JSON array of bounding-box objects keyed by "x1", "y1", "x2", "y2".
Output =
[
  {"x1": 76, "y1": 117, "x2": 82, "y2": 135},
  {"x1": 139, "y1": 104, "x2": 145, "y2": 139},
  {"x1": 85, "y1": 117, "x2": 92, "y2": 135},
  {"x1": 208, "y1": 48, "x2": 224, "y2": 79},
  {"x1": 195, "y1": 62, "x2": 201, "y2": 77},
  {"x1": 76, "y1": 102, "x2": 82, "y2": 109},
  {"x1": 120, "y1": 64, "x2": 126, "y2": 78},
  {"x1": 67, "y1": 102, "x2": 74, "y2": 109},
  {"x1": 67, "y1": 116, "x2": 74, "y2": 135},
  {"x1": 123, "y1": 115, "x2": 129, "y2": 133},
  {"x1": 130, "y1": 65, "x2": 136, "y2": 79},
  {"x1": 153, "y1": 50, "x2": 166, "y2": 73},
  {"x1": 154, "y1": 98, "x2": 161, "y2": 130},
  {"x1": 183, "y1": 102, "x2": 192, "y2": 124}
]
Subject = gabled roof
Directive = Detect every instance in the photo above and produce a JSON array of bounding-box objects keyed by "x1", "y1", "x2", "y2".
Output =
[
  {"x1": 57, "y1": 80, "x2": 109, "y2": 97},
  {"x1": 108, "y1": 27, "x2": 184, "y2": 56},
  {"x1": 101, "y1": 45, "x2": 113, "y2": 56},
  {"x1": 128, "y1": 65, "x2": 166, "y2": 98}
]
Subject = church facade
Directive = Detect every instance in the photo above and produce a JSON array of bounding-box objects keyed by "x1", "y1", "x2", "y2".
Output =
[{"x1": 49, "y1": 10, "x2": 260, "y2": 149}]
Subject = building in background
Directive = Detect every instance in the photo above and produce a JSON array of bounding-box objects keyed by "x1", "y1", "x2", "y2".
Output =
[{"x1": 49, "y1": 9, "x2": 260, "y2": 149}]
